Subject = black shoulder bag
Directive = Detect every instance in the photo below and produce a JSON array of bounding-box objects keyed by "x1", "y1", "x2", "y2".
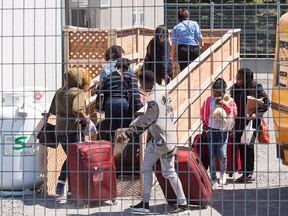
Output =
[{"x1": 37, "y1": 96, "x2": 58, "y2": 148}]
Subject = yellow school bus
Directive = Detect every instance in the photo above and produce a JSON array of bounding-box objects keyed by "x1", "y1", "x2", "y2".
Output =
[{"x1": 272, "y1": 12, "x2": 288, "y2": 165}]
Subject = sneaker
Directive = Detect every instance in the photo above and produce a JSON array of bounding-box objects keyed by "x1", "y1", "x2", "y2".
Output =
[
  {"x1": 130, "y1": 201, "x2": 150, "y2": 213},
  {"x1": 66, "y1": 192, "x2": 72, "y2": 203},
  {"x1": 212, "y1": 180, "x2": 218, "y2": 190},
  {"x1": 219, "y1": 174, "x2": 227, "y2": 185},
  {"x1": 247, "y1": 174, "x2": 256, "y2": 182},
  {"x1": 55, "y1": 180, "x2": 65, "y2": 195},
  {"x1": 169, "y1": 204, "x2": 189, "y2": 214}
]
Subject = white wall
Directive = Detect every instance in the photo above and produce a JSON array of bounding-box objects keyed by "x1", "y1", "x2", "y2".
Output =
[
  {"x1": 0, "y1": 0, "x2": 62, "y2": 103},
  {"x1": 99, "y1": 0, "x2": 164, "y2": 29}
]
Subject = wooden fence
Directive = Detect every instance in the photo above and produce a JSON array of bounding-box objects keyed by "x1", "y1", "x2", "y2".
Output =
[{"x1": 168, "y1": 29, "x2": 240, "y2": 145}]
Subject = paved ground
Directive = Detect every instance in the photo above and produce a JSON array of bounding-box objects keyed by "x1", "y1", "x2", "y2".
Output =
[{"x1": 1, "y1": 74, "x2": 288, "y2": 216}]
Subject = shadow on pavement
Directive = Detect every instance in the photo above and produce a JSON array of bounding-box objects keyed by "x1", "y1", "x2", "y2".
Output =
[
  {"x1": 23, "y1": 194, "x2": 116, "y2": 210},
  {"x1": 210, "y1": 186, "x2": 288, "y2": 216}
]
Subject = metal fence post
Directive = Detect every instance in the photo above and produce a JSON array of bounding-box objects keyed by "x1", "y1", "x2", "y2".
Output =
[{"x1": 210, "y1": 2, "x2": 214, "y2": 30}]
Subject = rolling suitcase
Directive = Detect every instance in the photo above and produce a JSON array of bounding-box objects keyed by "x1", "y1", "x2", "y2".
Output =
[
  {"x1": 68, "y1": 140, "x2": 117, "y2": 204},
  {"x1": 193, "y1": 132, "x2": 241, "y2": 175},
  {"x1": 192, "y1": 132, "x2": 209, "y2": 170},
  {"x1": 155, "y1": 147, "x2": 212, "y2": 209},
  {"x1": 226, "y1": 133, "x2": 242, "y2": 176}
]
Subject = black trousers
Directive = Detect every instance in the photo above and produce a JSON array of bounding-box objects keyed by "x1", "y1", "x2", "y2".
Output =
[
  {"x1": 177, "y1": 44, "x2": 200, "y2": 72},
  {"x1": 235, "y1": 131, "x2": 257, "y2": 175},
  {"x1": 58, "y1": 132, "x2": 84, "y2": 191}
]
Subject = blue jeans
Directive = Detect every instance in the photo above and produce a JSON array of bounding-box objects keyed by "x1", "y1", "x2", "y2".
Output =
[
  {"x1": 206, "y1": 128, "x2": 228, "y2": 182},
  {"x1": 104, "y1": 97, "x2": 132, "y2": 141}
]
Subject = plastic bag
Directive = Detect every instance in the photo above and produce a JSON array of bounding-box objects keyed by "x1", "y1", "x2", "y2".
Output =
[
  {"x1": 241, "y1": 120, "x2": 255, "y2": 144},
  {"x1": 85, "y1": 119, "x2": 98, "y2": 135}
]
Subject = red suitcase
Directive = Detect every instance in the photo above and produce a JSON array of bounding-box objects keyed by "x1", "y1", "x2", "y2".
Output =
[
  {"x1": 68, "y1": 140, "x2": 117, "y2": 204},
  {"x1": 155, "y1": 147, "x2": 212, "y2": 209},
  {"x1": 226, "y1": 133, "x2": 241, "y2": 175},
  {"x1": 193, "y1": 132, "x2": 241, "y2": 175},
  {"x1": 192, "y1": 132, "x2": 209, "y2": 170}
]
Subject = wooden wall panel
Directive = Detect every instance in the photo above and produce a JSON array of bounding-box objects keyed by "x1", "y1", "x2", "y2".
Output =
[
  {"x1": 174, "y1": 108, "x2": 190, "y2": 142},
  {"x1": 116, "y1": 34, "x2": 137, "y2": 56},
  {"x1": 212, "y1": 44, "x2": 230, "y2": 73},
  {"x1": 169, "y1": 29, "x2": 241, "y2": 145}
]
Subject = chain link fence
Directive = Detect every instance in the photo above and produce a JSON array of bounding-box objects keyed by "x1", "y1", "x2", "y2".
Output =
[
  {"x1": 1, "y1": 1, "x2": 288, "y2": 215},
  {"x1": 165, "y1": 2, "x2": 288, "y2": 57}
]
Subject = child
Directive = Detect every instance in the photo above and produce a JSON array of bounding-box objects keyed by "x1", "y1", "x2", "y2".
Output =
[
  {"x1": 125, "y1": 70, "x2": 188, "y2": 214},
  {"x1": 200, "y1": 78, "x2": 237, "y2": 189}
]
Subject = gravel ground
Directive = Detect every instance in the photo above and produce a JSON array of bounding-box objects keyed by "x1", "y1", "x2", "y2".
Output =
[{"x1": 1, "y1": 74, "x2": 288, "y2": 216}]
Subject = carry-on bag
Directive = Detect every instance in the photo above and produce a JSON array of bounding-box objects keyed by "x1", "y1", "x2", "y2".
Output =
[
  {"x1": 68, "y1": 139, "x2": 117, "y2": 204},
  {"x1": 193, "y1": 132, "x2": 241, "y2": 175},
  {"x1": 114, "y1": 128, "x2": 140, "y2": 176},
  {"x1": 155, "y1": 147, "x2": 212, "y2": 209},
  {"x1": 226, "y1": 133, "x2": 241, "y2": 176},
  {"x1": 192, "y1": 132, "x2": 209, "y2": 170}
]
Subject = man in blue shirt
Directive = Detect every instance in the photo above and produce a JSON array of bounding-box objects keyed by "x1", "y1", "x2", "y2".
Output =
[{"x1": 170, "y1": 8, "x2": 203, "y2": 72}]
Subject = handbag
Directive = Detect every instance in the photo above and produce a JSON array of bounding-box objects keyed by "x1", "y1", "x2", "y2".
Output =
[
  {"x1": 37, "y1": 114, "x2": 58, "y2": 148},
  {"x1": 113, "y1": 128, "x2": 131, "y2": 158},
  {"x1": 258, "y1": 118, "x2": 270, "y2": 144},
  {"x1": 241, "y1": 120, "x2": 255, "y2": 145}
]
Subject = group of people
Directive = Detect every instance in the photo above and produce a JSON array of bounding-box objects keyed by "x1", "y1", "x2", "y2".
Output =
[
  {"x1": 45, "y1": 7, "x2": 269, "y2": 214},
  {"x1": 200, "y1": 69, "x2": 269, "y2": 191},
  {"x1": 142, "y1": 7, "x2": 203, "y2": 84}
]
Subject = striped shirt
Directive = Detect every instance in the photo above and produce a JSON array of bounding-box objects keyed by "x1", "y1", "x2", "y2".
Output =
[{"x1": 101, "y1": 70, "x2": 143, "y2": 113}]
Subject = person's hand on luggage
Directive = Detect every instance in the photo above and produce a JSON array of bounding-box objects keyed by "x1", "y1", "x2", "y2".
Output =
[
  {"x1": 85, "y1": 119, "x2": 98, "y2": 135},
  {"x1": 81, "y1": 115, "x2": 90, "y2": 125},
  {"x1": 120, "y1": 128, "x2": 133, "y2": 141}
]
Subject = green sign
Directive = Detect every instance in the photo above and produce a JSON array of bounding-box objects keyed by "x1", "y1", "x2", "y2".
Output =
[
  {"x1": 3, "y1": 134, "x2": 36, "y2": 156},
  {"x1": 13, "y1": 136, "x2": 27, "y2": 150}
]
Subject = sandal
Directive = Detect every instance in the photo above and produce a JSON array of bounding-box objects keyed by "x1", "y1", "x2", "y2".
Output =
[
  {"x1": 235, "y1": 174, "x2": 256, "y2": 183},
  {"x1": 235, "y1": 175, "x2": 246, "y2": 183}
]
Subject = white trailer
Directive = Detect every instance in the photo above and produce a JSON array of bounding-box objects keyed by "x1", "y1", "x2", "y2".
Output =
[
  {"x1": 66, "y1": 0, "x2": 164, "y2": 29},
  {"x1": 0, "y1": 0, "x2": 62, "y2": 195}
]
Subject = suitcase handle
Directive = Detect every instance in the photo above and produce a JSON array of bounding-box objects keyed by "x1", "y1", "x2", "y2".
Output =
[
  {"x1": 78, "y1": 123, "x2": 92, "y2": 143},
  {"x1": 79, "y1": 124, "x2": 83, "y2": 143}
]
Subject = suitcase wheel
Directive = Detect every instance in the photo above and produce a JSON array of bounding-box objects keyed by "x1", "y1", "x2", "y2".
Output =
[
  {"x1": 201, "y1": 201, "x2": 209, "y2": 209},
  {"x1": 112, "y1": 199, "x2": 118, "y2": 205}
]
